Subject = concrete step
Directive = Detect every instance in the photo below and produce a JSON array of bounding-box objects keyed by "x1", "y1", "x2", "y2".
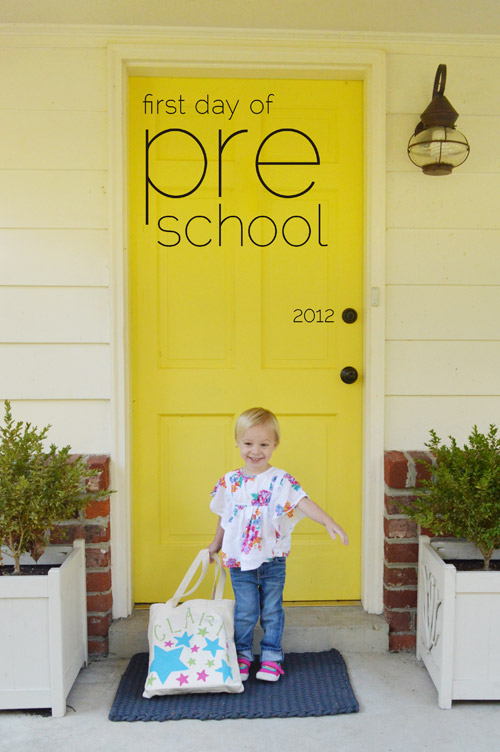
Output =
[{"x1": 109, "y1": 605, "x2": 388, "y2": 658}]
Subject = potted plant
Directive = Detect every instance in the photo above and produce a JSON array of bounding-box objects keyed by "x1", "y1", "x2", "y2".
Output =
[
  {"x1": 0, "y1": 400, "x2": 110, "y2": 716},
  {"x1": 402, "y1": 425, "x2": 500, "y2": 708}
]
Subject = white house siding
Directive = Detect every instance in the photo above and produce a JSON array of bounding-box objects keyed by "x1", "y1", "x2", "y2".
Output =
[
  {"x1": 386, "y1": 50, "x2": 500, "y2": 448},
  {"x1": 0, "y1": 40, "x2": 110, "y2": 451},
  {"x1": 1, "y1": 31, "x2": 500, "y2": 456}
]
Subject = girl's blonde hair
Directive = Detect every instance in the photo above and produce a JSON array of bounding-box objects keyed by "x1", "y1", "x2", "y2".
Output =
[{"x1": 235, "y1": 407, "x2": 280, "y2": 444}]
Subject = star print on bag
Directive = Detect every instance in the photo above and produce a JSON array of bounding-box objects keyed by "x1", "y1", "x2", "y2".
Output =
[
  {"x1": 203, "y1": 637, "x2": 225, "y2": 657},
  {"x1": 149, "y1": 646, "x2": 188, "y2": 683},
  {"x1": 215, "y1": 659, "x2": 233, "y2": 683}
]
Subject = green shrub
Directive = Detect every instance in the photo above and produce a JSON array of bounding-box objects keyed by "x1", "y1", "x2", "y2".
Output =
[
  {"x1": 0, "y1": 400, "x2": 110, "y2": 574},
  {"x1": 402, "y1": 425, "x2": 500, "y2": 570}
]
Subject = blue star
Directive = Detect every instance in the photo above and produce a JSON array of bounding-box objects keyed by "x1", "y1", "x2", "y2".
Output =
[
  {"x1": 215, "y1": 659, "x2": 233, "y2": 683},
  {"x1": 149, "y1": 646, "x2": 188, "y2": 684},
  {"x1": 203, "y1": 637, "x2": 224, "y2": 658},
  {"x1": 174, "y1": 631, "x2": 193, "y2": 649}
]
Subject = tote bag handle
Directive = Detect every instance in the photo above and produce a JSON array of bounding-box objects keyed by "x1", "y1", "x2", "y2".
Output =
[{"x1": 168, "y1": 549, "x2": 226, "y2": 607}]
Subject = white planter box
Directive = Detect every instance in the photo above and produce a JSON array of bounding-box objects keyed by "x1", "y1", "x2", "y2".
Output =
[
  {"x1": 417, "y1": 535, "x2": 500, "y2": 709},
  {"x1": 0, "y1": 539, "x2": 88, "y2": 717}
]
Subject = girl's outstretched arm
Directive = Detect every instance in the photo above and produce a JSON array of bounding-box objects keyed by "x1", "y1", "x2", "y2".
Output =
[
  {"x1": 297, "y1": 497, "x2": 349, "y2": 545},
  {"x1": 207, "y1": 516, "x2": 224, "y2": 556}
]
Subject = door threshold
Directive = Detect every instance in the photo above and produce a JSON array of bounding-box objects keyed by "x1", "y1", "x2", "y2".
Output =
[
  {"x1": 134, "y1": 600, "x2": 362, "y2": 609},
  {"x1": 283, "y1": 600, "x2": 362, "y2": 607}
]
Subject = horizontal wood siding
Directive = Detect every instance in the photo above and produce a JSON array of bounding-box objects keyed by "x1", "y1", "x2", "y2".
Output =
[
  {"x1": 0, "y1": 44, "x2": 110, "y2": 452},
  {"x1": 386, "y1": 52, "x2": 500, "y2": 448},
  {"x1": 0, "y1": 289, "x2": 109, "y2": 342}
]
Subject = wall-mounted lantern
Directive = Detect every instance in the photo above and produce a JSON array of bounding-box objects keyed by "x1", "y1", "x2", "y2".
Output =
[{"x1": 408, "y1": 64, "x2": 470, "y2": 175}]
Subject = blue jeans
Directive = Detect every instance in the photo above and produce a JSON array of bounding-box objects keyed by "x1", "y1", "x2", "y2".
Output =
[{"x1": 230, "y1": 557, "x2": 286, "y2": 663}]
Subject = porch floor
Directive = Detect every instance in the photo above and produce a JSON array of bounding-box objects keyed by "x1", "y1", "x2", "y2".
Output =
[
  {"x1": 2, "y1": 607, "x2": 500, "y2": 750},
  {"x1": 2, "y1": 649, "x2": 499, "y2": 751}
]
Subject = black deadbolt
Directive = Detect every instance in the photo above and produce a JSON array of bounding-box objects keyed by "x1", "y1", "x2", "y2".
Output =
[
  {"x1": 342, "y1": 308, "x2": 358, "y2": 324},
  {"x1": 340, "y1": 366, "x2": 358, "y2": 384}
]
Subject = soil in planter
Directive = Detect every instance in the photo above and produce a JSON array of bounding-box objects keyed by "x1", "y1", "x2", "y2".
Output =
[
  {"x1": 0, "y1": 564, "x2": 61, "y2": 576},
  {"x1": 444, "y1": 559, "x2": 500, "y2": 571}
]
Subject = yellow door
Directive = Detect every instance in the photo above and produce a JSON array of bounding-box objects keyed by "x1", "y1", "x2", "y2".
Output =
[{"x1": 129, "y1": 76, "x2": 363, "y2": 603}]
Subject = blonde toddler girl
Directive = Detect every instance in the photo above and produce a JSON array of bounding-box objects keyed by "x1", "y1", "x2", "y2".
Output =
[{"x1": 208, "y1": 407, "x2": 348, "y2": 682}]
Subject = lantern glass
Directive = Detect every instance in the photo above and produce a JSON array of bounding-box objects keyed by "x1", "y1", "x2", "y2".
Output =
[{"x1": 408, "y1": 126, "x2": 470, "y2": 175}]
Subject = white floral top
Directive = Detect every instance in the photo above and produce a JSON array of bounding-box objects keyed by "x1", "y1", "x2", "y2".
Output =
[{"x1": 210, "y1": 467, "x2": 307, "y2": 571}]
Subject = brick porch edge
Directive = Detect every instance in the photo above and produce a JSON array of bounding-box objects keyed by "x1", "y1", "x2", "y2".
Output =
[
  {"x1": 384, "y1": 450, "x2": 433, "y2": 651},
  {"x1": 49, "y1": 455, "x2": 112, "y2": 658},
  {"x1": 43, "y1": 452, "x2": 431, "y2": 655}
]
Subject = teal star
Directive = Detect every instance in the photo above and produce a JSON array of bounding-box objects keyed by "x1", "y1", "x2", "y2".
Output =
[
  {"x1": 215, "y1": 659, "x2": 233, "y2": 683},
  {"x1": 203, "y1": 637, "x2": 224, "y2": 658},
  {"x1": 174, "y1": 631, "x2": 193, "y2": 649},
  {"x1": 149, "y1": 646, "x2": 188, "y2": 684}
]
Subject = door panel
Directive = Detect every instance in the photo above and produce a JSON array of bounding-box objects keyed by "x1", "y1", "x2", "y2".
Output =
[{"x1": 129, "y1": 77, "x2": 363, "y2": 602}]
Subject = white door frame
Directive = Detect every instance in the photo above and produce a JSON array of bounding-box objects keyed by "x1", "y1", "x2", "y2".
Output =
[{"x1": 107, "y1": 32, "x2": 386, "y2": 617}]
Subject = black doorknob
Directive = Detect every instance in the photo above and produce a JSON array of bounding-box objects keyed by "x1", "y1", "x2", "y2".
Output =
[
  {"x1": 340, "y1": 366, "x2": 358, "y2": 384},
  {"x1": 342, "y1": 308, "x2": 358, "y2": 324}
]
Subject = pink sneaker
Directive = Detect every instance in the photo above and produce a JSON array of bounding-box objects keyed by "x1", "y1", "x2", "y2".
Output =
[
  {"x1": 238, "y1": 656, "x2": 252, "y2": 681},
  {"x1": 256, "y1": 661, "x2": 284, "y2": 682}
]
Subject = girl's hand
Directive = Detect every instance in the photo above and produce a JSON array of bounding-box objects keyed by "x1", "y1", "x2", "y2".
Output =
[
  {"x1": 207, "y1": 516, "x2": 224, "y2": 562},
  {"x1": 207, "y1": 541, "x2": 221, "y2": 556},
  {"x1": 326, "y1": 520, "x2": 349, "y2": 546},
  {"x1": 297, "y1": 497, "x2": 349, "y2": 545}
]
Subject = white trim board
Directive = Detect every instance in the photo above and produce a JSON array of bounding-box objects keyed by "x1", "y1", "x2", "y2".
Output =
[
  {"x1": 3, "y1": 25, "x2": 500, "y2": 51},
  {"x1": 108, "y1": 37, "x2": 386, "y2": 617}
]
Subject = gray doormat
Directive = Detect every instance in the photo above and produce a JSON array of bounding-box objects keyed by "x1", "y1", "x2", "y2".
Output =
[{"x1": 109, "y1": 649, "x2": 359, "y2": 721}]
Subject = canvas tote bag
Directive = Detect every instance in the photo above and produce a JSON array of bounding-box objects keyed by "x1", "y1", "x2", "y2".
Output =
[{"x1": 143, "y1": 549, "x2": 244, "y2": 697}]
